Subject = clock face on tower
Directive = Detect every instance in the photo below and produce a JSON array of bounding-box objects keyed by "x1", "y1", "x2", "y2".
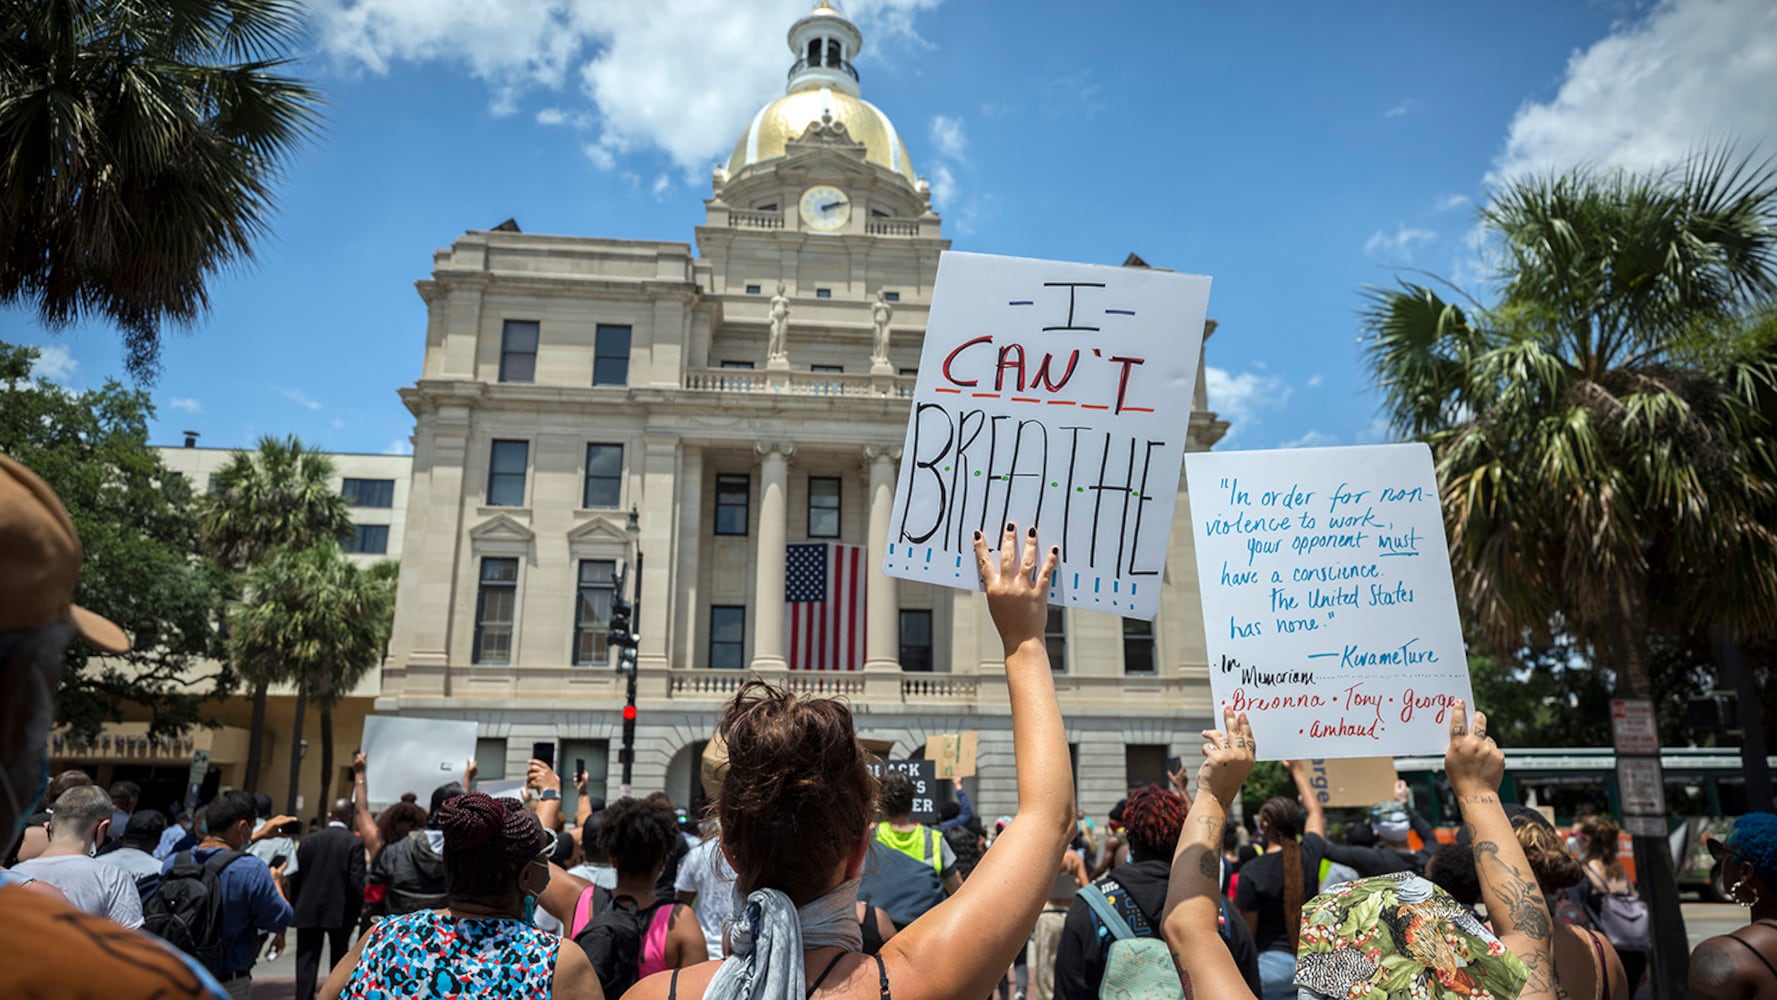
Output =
[{"x1": 799, "y1": 185, "x2": 851, "y2": 232}]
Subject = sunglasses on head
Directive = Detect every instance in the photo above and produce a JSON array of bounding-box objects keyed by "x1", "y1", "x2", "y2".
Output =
[{"x1": 1706, "y1": 836, "x2": 1743, "y2": 866}]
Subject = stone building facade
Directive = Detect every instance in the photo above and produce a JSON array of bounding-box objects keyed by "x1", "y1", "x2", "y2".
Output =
[{"x1": 378, "y1": 3, "x2": 1232, "y2": 819}]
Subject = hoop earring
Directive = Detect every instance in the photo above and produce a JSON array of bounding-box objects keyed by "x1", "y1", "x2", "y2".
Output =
[{"x1": 1731, "y1": 876, "x2": 1761, "y2": 909}]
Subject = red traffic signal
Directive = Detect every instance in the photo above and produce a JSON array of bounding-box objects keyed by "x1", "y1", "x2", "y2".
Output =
[{"x1": 622, "y1": 704, "x2": 637, "y2": 722}]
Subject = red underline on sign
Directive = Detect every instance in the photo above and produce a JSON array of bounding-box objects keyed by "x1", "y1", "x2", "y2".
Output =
[
  {"x1": 1011, "y1": 397, "x2": 1041, "y2": 403},
  {"x1": 1121, "y1": 406, "x2": 1155, "y2": 413},
  {"x1": 1045, "y1": 400, "x2": 1077, "y2": 406},
  {"x1": 934, "y1": 387, "x2": 962, "y2": 394},
  {"x1": 1080, "y1": 404, "x2": 1110, "y2": 410},
  {"x1": 972, "y1": 392, "x2": 1000, "y2": 398}
]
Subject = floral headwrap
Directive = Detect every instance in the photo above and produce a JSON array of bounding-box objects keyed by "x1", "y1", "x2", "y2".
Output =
[{"x1": 1294, "y1": 872, "x2": 1527, "y2": 1000}]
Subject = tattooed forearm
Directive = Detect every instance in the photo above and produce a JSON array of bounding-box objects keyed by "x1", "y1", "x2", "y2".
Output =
[
  {"x1": 1198, "y1": 850, "x2": 1219, "y2": 881},
  {"x1": 1474, "y1": 841, "x2": 1552, "y2": 940},
  {"x1": 1458, "y1": 794, "x2": 1499, "y2": 806}
]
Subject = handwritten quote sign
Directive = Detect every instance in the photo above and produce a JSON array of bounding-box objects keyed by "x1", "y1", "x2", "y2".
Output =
[
  {"x1": 886, "y1": 251, "x2": 1211, "y2": 619},
  {"x1": 1183, "y1": 444, "x2": 1472, "y2": 760}
]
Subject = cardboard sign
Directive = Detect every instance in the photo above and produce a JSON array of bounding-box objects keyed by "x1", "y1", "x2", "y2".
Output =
[
  {"x1": 1304, "y1": 757, "x2": 1400, "y2": 807},
  {"x1": 1184, "y1": 443, "x2": 1472, "y2": 760},
  {"x1": 866, "y1": 759, "x2": 940, "y2": 823},
  {"x1": 1610, "y1": 699, "x2": 1659, "y2": 756},
  {"x1": 885, "y1": 251, "x2": 1211, "y2": 620},
  {"x1": 925, "y1": 732, "x2": 979, "y2": 779},
  {"x1": 360, "y1": 716, "x2": 478, "y2": 805}
]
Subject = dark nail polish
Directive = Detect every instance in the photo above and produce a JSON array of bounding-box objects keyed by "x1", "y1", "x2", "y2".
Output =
[
  {"x1": 1027, "y1": 526, "x2": 1036, "y2": 537},
  {"x1": 973, "y1": 530, "x2": 982, "y2": 541},
  {"x1": 1051, "y1": 546, "x2": 1059, "y2": 554},
  {"x1": 1005, "y1": 521, "x2": 1014, "y2": 532}
]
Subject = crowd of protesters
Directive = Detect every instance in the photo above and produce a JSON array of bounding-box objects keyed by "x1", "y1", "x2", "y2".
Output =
[{"x1": 5, "y1": 459, "x2": 1777, "y2": 1000}]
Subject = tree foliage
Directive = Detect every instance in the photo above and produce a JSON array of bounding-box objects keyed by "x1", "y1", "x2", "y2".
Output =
[
  {"x1": 1360, "y1": 151, "x2": 1777, "y2": 700},
  {"x1": 0, "y1": 0, "x2": 322, "y2": 380},
  {"x1": 0, "y1": 340, "x2": 225, "y2": 738}
]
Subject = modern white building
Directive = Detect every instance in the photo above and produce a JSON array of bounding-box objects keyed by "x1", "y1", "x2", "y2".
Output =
[{"x1": 377, "y1": 2, "x2": 1232, "y2": 820}]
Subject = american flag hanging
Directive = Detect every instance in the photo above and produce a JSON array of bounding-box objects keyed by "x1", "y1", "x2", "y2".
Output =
[{"x1": 785, "y1": 542, "x2": 866, "y2": 671}]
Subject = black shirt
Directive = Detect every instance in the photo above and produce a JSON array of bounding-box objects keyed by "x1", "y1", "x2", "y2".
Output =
[{"x1": 1234, "y1": 833, "x2": 1331, "y2": 953}]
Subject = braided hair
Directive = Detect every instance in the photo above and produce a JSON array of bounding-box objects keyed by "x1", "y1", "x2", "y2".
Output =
[
  {"x1": 1258, "y1": 797, "x2": 1306, "y2": 951},
  {"x1": 1120, "y1": 784, "x2": 1187, "y2": 861},
  {"x1": 436, "y1": 792, "x2": 551, "y2": 899}
]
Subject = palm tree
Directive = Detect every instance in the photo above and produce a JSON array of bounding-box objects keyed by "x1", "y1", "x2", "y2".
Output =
[
  {"x1": 199, "y1": 436, "x2": 351, "y2": 791},
  {"x1": 0, "y1": 0, "x2": 321, "y2": 380},
  {"x1": 228, "y1": 545, "x2": 395, "y2": 815},
  {"x1": 1360, "y1": 150, "x2": 1777, "y2": 999}
]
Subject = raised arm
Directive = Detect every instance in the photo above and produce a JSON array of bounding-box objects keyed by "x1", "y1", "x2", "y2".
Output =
[
  {"x1": 1161, "y1": 708, "x2": 1258, "y2": 1000},
  {"x1": 351, "y1": 753, "x2": 383, "y2": 859},
  {"x1": 938, "y1": 778, "x2": 974, "y2": 831},
  {"x1": 1285, "y1": 759, "x2": 1327, "y2": 838},
  {"x1": 883, "y1": 523, "x2": 1070, "y2": 1000},
  {"x1": 1447, "y1": 702, "x2": 1555, "y2": 1000},
  {"x1": 575, "y1": 768, "x2": 593, "y2": 829},
  {"x1": 530, "y1": 759, "x2": 563, "y2": 832}
]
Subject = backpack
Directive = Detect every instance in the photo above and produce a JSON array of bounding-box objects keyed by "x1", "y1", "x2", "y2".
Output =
[
  {"x1": 142, "y1": 849, "x2": 245, "y2": 973},
  {"x1": 1077, "y1": 880, "x2": 1182, "y2": 1000},
  {"x1": 857, "y1": 835, "x2": 947, "y2": 929},
  {"x1": 573, "y1": 888, "x2": 666, "y2": 999}
]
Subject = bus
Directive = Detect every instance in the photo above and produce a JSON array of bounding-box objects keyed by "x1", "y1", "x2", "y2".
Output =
[{"x1": 1391, "y1": 746, "x2": 1772, "y2": 901}]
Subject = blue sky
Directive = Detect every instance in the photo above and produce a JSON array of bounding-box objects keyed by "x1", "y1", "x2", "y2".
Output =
[{"x1": 4, "y1": 0, "x2": 1773, "y2": 455}]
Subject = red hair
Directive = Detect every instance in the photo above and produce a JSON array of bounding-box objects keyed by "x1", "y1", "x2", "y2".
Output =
[
  {"x1": 1120, "y1": 784, "x2": 1186, "y2": 860},
  {"x1": 436, "y1": 792, "x2": 550, "y2": 898}
]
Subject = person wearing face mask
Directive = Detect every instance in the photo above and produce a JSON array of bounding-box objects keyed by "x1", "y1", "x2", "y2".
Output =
[
  {"x1": 12, "y1": 784, "x2": 144, "y2": 926},
  {"x1": 0, "y1": 452, "x2": 230, "y2": 999}
]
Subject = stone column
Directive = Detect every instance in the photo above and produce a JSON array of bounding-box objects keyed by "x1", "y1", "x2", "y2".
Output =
[
  {"x1": 863, "y1": 446, "x2": 901, "y2": 670},
  {"x1": 749, "y1": 443, "x2": 793, "y2": 670}
]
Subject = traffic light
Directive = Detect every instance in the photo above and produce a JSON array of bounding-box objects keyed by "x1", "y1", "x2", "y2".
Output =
[
  {"x1": 622, "y1": 704, "x2": 637, "y2": 721},
  {"x1": 608, "y1": 599, "x2": 632, "y2": 645}
]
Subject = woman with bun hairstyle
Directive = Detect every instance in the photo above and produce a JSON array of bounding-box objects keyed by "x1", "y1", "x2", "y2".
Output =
[
  {"x1": 628, "y1": 523, "x2": 1074, "y2": 1000},
  {"x1": 319, "y1": 792, "x2": 603, "y2": 1000},
  {"x1": 1575, "y1": 815, "x2": 1646, "y2": 991},
  {"x1": 1515, "y1": 813, "x2": 1627, "y2": 1000}
]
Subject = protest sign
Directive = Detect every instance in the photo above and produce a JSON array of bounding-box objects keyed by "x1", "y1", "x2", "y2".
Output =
[
  {"x1": 925, "y1": 732, "x2": 979, "y2": 779},
  {"x1": 1303, "y1": 757, "x2": 1399, "y2": 807},
  {"x1": 885, "y1": 251, "x2": 1211, "y2": 620},
  {"x1": 360, "y1": 715, "x2": 478, "y2": 805},
  {"x1": 1184, "y1": 443, "x2": 1472, "y2": 760},
  {"x1": 865, "y1": 759, "x2": 940, "y2": 823}
]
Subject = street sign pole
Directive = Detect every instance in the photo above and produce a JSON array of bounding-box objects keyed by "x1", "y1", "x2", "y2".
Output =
[{"x1": 1611, "y1": 698, "x2": 1687, "y2": 999}]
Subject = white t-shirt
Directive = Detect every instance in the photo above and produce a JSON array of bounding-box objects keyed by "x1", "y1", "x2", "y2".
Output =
[
  {"x1": 246, "y1": 835, "x2": 299, "y2": 876},
  {"x1": 12, "y1": 854, "x2": 144, "y2": 928},
  {"x1": 97, "y1": 847, "x2": 165, "y2": 883},
  {"x1": 674, "y1": 837, "x2": 737, "y2": 961}
]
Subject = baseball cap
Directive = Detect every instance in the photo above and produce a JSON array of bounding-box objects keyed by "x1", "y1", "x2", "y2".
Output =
[{"x1": 0, "y1": 454, "x2": 129, "y2": 652}]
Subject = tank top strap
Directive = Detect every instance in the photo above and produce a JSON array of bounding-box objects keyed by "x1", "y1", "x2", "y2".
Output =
[{"x1": 874, "y1": 952, "x2": 891, "y2": 999}]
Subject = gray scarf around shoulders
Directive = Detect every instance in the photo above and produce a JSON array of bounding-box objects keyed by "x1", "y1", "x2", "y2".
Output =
[{"x1": 704, "y1": 877, "x2": 863, "y2": 1000}]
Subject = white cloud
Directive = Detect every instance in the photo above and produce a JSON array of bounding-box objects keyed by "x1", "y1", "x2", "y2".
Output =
[
  {"x1": 651, "y1": 173, "x2": 671, "y2": 196},
  {"x1": 582, "y1": 142, "x2": 617, "y2": 170},
  {"x1": 1384, "y1": 100, "x2": 1412, "y2": 119},
  {"x1": 167, "y1": 396, "x2": 202, "y2": 413},
  {"x1": 929, "y1": 114, "x2": 966, "y2": 160},
  {"x1": 536, "y1": 106, "x2": 590, "y2": 128},
  {"x1": 29, "y1": 344, "x2": 77, "y2": 382},
  {"x1": 308, "y1": 0, "x2": 944, "y2": 173},
  {"x1": 1434, "y1": 193, "x2": 1471, "y2": 212},
  {"x1": 928, "y1": 162, "x2": 957, "y2": 210},
  {"x1": 1204, "y1": 365, "x2": 1291, "y2": 433},
  {"x1": 1363, "y1": 225, "x2": 1437, "y2": 259},
  {"x1": 1280, "y1": 429, "x2": 1337, "y2": 449},
  {"x1": 1358, "y1": 415, "x2": 1397, "y2": 445},
  {"x1": 1488, "y1": 0, "x2": 1777, "y2": 184},
  {"x1": 1306, "y1": 373, "x2": 1324, "y2": 388},
  {"x1": 384, "y1": 437, "x2": 414, "y2": 456},
  {"x1": 330, "y1": 418, "x2": 347, "y2": 430},
  {"x1": 276, "y1": 387, "x2": 323, "y2": 411}
]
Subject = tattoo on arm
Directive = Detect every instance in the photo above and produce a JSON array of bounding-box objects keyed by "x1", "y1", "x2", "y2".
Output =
[
  {"x1": 1690, "y1": 941, "x2": 1739, "y2": 992},
  {"x1": 1459, "y1": 794, "x2": 1499, "y2": 806},
  {"x1": 1198, "y1": 851, "x2": 1219, "y2": 881},
  {"x1": 1474, "y1": 840, "x2": 1552, "y2": 941}
]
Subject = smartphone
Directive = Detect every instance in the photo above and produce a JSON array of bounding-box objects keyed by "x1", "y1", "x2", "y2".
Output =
[
  {"x1": 1165, "y1": 755, "x2": 1183, "y2": 775},
  {"x1": 269, "y1": 854, "x2": 288, "y2": 869},
  {"x1": 575, "y1": 758, "x2": 586, "y2": 783},
  {"x1": 531, "y1": 741, "x2": 556, "y2": 771}
]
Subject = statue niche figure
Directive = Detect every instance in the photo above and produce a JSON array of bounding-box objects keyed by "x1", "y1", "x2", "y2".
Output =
[
  {"x1": 870, "y1": 289, "x2": 893, "y2": 365},
  {"x1": 767, "y1": 283, "x2": 791, "y2": 362}
]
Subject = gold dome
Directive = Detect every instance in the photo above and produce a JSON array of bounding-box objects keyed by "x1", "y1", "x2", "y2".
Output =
[{"x1": 727, "y1": 86, "x2": 917, "y2": 184}]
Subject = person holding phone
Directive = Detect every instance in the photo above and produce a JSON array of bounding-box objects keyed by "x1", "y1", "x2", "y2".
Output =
[{"x1": 291, "y1": 799, "x2": 366, "y2": 1000}]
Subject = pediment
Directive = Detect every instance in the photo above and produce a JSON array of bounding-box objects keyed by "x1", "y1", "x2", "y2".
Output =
[
  {"x1": 469, "y1": 514, "x2": 535, "y2": 543},
  {"x1": 566, "y1": 517, "x2": 631, "y2": 546}
]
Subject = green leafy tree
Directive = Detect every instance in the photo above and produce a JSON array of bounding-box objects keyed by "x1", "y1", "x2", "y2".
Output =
[
  {"x1": 1360, "y1": 150, "x2": 1777, "y2": 997},
  {"x1": 0, "y1": 0, "x2": 321, "y2": 380},
  {"x1": 228, "y1": 544, "x2": 395, "y2": 814},
  {"x1": 0, "y1": 341, "x2": 224, "y2": 738},
  {"x1": 199, "y1": 436, "x2": 350, "y2": 792}
]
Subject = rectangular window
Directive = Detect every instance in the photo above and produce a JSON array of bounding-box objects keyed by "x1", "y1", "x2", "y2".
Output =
[
  {"x1": 474, "y1": 739, "x2": 508, "y2": 781},
  {"x1": 898, "y1": 367, "x2": 918, "y2": 377},
  {"x1": 473, "y1": 557, "x2": 518, "y2": 665},
  {"x1": 1045, "y1": 607, "x2": 1066, "y2": 672},
  {"x1": 344, "y1": 524, "x2": 389, "y2": 555},
  {"x1": 709, "y1": 606, "x2": 745, "y2": 669},
  {"x1": 810, "y1": 364, "x2": 844, "y2": 374},
  {"x1": 1122, "y1": 617, "x2": 1156, "y2": 674},
  {"x1": 720, "y1": 360, "x2": 756, "y2": 369},
  {"x1": 883, "y1": 291, "x2": 900, "y2": 302},
  {"x1": 594, "y1": 325, "x2": 631, "y2": 386},
  {"x1": 486, "y1": 440, "x2": 529, "y2": 507},
  {"x1": 807, "y1": 476, "x2": 840, "y2": 538},
  {"x1": 341, "y1": 478, "x2": 395, "y2": 508},
  {"x1": 899, "y1": 609, "x2": 933, "y2": 672},
  {"x1": 745, "y1": 284, "x2": 762, "y2": 294},
  {"x1": 1125, "y1": 744, "x2": 1168, "y2": 792},
  {"x1": 573, "y1": 560, "x2": 616, "y2": 666},
  {"x1": 815, "y1": 288, "x2": 832, "y2": 299},
  {"x1": 499, "y1": 320, "x2": 538, "y2": 383},
  {"x1": 715, "y1": 473, "x2": 749, "y2": 536},
  {"x1": 583, "y1": 443, "x2": 623, "y2": 509}
]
